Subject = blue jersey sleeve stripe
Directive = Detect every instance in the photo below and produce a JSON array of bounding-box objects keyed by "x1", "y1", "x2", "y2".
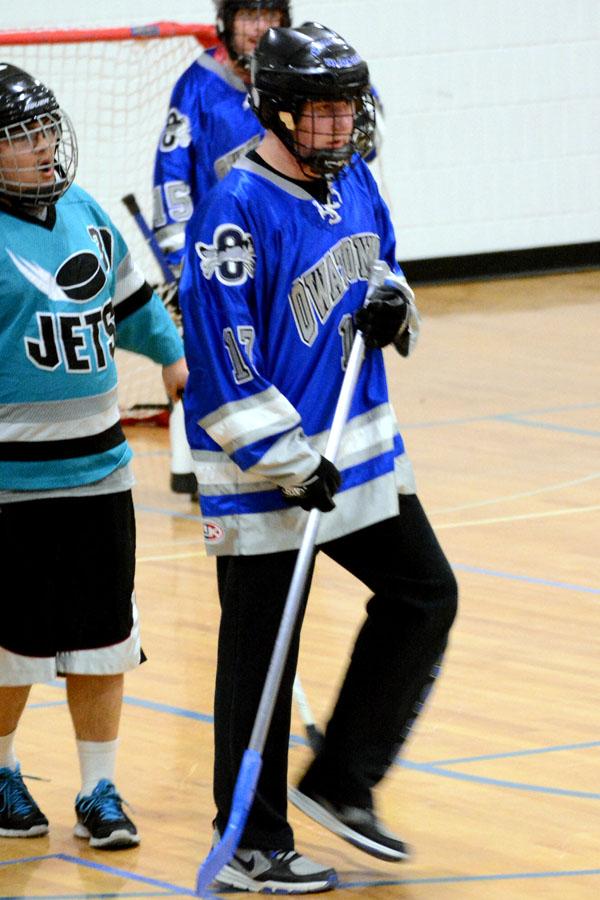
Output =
[
  {"x1": 393, "y1": 432, "x2": 405, "y2": 456},
  {"x1": 199, "y1": 450, "x2": 397, "y2": 517}
]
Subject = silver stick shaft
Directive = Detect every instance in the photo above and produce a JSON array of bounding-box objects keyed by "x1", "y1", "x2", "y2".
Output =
[{"x1": 248, "y1": 260, "x2": 389, "y2": 755}]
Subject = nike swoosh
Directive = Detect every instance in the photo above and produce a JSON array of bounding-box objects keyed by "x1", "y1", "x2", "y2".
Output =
[{"x1": 233, "y1": 852, "x2": 256, "y2": 873}]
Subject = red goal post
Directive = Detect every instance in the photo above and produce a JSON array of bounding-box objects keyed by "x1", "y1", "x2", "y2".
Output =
[{"x1": 0, "y1": 21, "x2": 216, "y2": 421}]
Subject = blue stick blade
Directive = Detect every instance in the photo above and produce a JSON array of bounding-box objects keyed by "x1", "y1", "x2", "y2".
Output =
[{"x1": 195, "y1": 748, "x2": 262, "y2": 897}]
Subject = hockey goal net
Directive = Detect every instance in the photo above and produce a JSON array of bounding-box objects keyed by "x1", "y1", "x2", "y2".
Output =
[{"x1": 0, "y1": 22, "x2": 215, "y2": 423}]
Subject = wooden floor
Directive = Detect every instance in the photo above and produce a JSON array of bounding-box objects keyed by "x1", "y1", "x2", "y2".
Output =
[{"x1": 2, "y1": 269, "x2": 599, "y2": 899}]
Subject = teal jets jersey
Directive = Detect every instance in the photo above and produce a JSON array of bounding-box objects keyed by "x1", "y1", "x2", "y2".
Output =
[{"x1": 0, "y1": 184, "x2": 183, "y2": 492}]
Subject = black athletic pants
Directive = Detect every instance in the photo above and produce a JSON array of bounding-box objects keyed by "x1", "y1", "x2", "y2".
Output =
[{"x1": 213, "y1": 494, "x2": 458, "y2": 849}]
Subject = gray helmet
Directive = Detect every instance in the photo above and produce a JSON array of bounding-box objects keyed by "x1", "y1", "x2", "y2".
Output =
[
  {"x1": 249, "y1": 22, "x2": 375, "y2": 178},
  {"x1": 0, "y1": 63, "x2": 77, "y2": 208}
]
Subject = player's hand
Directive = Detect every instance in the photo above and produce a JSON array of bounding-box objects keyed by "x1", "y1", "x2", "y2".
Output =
[
  {"x1": 162, "y1": 356, "x2": 188, "y2": 404},
  {"x1": 279, "y1": 457, "x2": 341, "y2": 512},
  {"x1": 355, "y1": 282, "x2": 411, "y2": 349}
]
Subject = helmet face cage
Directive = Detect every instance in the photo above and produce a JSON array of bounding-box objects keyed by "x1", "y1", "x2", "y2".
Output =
[
  {"x1": 253, "y1": 86, "x2": 376, "y2": 179},
  {"x1": 216, "y1": 1, "x2": 291, "y2": 69},
  {"x1": 294, "y1": 90, "x2": 376, "y2": 178},
  {"x1": 0, "y1": 108, "x2": 78, "y2": 208}
]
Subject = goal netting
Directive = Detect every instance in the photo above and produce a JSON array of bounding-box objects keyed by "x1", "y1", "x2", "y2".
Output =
[{"x1": 0, "y1": 21, "x2": 215, "y2": 422}]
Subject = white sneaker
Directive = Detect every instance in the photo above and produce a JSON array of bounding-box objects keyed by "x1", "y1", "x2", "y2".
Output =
[{"x1": 214, "y1": 844, "x2": 338, "y2": 894}]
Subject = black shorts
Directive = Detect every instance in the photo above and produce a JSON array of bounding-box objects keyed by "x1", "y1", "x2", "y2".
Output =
[{"x1": 0, "y1": 490, "x2": 136, "y2": 657}]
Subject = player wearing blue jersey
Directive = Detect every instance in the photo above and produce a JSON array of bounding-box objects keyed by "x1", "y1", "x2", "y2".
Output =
[
  {"x1": 0, "y1": 64, "x2": 187, "y2": 848},
  {"x1": 180, "y1": 23, "x2": 458, "y2": 893},
  {"x1": 153, "y1": 1, "x2": 291, "y2": 499}
]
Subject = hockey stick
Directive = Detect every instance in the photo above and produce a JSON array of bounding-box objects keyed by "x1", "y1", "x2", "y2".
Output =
[
  {"x1": 293, "y1": 675, "x2": 324, "y2": 754},
  {"x1": 121, "y1": 193, "x2": 177, "y2": 285},
  {"x1": 195, "y1": 260, "x2": 389, "y2": 898}
]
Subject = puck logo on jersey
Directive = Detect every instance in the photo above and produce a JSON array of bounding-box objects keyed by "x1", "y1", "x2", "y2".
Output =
[
  {"x1": 160, "y1": 107, "x2": 192, "y2": 153},
  {"x1": 195, "y1": 224, "x2": 255, "y2": 286},
  {"x1": 7, "y1": 225, "x2": 113, "y2": 304},
  {"x1": 55, "y1": 226, "x2": 114, "y2": 301}
]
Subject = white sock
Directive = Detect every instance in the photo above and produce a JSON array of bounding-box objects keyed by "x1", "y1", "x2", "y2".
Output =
[
  {"x1": 169, "y1": 400, "x2": 194, "y2": 473},
  {"x1": 0, "y1": 729, "x2": 18, "y2": 771},
  {"x1": 76, "y1": 738, "x2": 118, "y2": 797}
]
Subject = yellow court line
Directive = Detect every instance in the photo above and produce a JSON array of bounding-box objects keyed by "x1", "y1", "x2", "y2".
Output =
[
  {"x1": 432, "y1": 472, "x2": 600, "y2": 515},
  {"x1": 137, "y1": 550, "x2": 206, "y2": 563},
  {"x1": 136, "y1": 537, "x2": 204, "y2": 550},
  {"x1": 435, "y1": 504, "x2": 600, "y2": 530}
]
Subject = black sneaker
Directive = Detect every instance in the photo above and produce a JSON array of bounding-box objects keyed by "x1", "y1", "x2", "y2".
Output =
[
  {"x1": 74, "y1": 779, "x2": 139, "y2": 849},
  {"x1": 214, "y1": 843, "x2": 338, "y2": 894},
  {"x1": 288, "y1": 786, "x2": 409, "y2": 863},
  {"x1": 0, "y1": 765, "x2": 49, "y2": 838}
]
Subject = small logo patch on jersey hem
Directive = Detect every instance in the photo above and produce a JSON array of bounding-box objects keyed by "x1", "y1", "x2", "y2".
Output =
[{"x1": 204, "y1": 521, "x2": 226, "y2": 544}]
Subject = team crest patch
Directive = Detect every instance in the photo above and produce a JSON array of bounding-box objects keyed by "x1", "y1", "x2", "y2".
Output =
[
  {"x1": 203, "y1": 521, "x2": 226, "y2": 545},
  {"x1": 195, "y1": 224, "x2": 255, "y2": 286},
  {"x1": 159, "y1": 106, "x2": 191, "y2": 152}
]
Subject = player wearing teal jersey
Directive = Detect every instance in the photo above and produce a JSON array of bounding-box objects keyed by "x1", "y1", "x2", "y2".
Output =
[{"x1": 0, "y1": 63, "x2": 187, "y2": 848}]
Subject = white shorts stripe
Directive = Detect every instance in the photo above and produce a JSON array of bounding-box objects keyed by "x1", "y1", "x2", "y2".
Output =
[{"x1": 0, "y1": 595, "x2": 142, "y2": 686}]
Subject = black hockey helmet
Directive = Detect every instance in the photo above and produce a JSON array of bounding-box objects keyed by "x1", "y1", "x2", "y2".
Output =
[
  {"x1": 249, "y1": 22, "x2": 376, "y2": 178},
  {"x1": 0, "y1": 63, "x2": 77, "y2": 207},
  {"x1": 215, "y1": 1, "x2": 291, "y2": 69}
]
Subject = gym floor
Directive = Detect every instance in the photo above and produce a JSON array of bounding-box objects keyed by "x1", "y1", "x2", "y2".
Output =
[{"x1": 2, "y1": 269, "x2": 599, "y2": 899}]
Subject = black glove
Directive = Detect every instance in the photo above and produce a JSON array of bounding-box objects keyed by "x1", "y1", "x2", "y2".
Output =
[
  {"x1": 355, "y1": 283, "x2": 410, "y2": 349},
  {"x1": 279, "y1": 456, "x2": 341, "y2": 512}
]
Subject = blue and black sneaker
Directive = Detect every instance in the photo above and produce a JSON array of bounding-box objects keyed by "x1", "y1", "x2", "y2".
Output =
[
  {"x1": 0, "y1": 764, "x2": 49, "y2": 837},
  {"x1": 74, "y1": 779, "x2": 139, "y2": 849}
]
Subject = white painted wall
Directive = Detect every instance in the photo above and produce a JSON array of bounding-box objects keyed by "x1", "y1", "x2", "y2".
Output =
[{"x1": 2, "y1": 1, "x2": 599, "y2": 261}]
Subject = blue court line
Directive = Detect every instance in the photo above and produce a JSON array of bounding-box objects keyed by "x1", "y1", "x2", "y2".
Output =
[
  {"x1": 400, "y1": 399, "x2": 600, "y2": 431},
  {"x1": 120, "y1": 696, "x2": 213, "y2": 723},
  {"x1": 427, "y1": 740, "x2": 600, "y2": 766},
  {"x1": 4, "y1": 854, "x2": 600, "y2": 895},
  {"x1": 133, "y1": 506, "x2": 600, "y2": 597},
  {"x1": 451, "y1": 562, "x2": 600, "y2": 595},
  {"x1": 502, "y1": 400, "x2": 600, "y2": 417},
  {"x1": 28, "y1": 700, "x2": 67, "y2": 709},
  {"x1": 0, "y1": 894, "x2": 174, "y2": 899},
  {"x1": 397, "y1": 760, "x2": 600, "y2": 800},
  {"x1": 341, "y1": 867, "x2": 600, "y2": 887},
  {"x1": 55, "y1": 855, "x2": 196, "y2": 897},
  {"x1": 499, "y1": 415, "x2": 600, "y2": 437},
  {"x1": 36, "y1": 681, "x2": 598, "y2": 802},
  {"x1": 0, "y1": 853, "x2": 58, "y2": 868}
]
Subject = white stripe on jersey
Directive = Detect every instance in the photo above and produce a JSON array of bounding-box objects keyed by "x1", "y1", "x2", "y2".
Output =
[
  {"x1": 0, "y1": 406, "x2": 120, "y2": 443},
  {"x1": 112, "y1": 252, "x2": 145, "y2": 306},
  {"x1": 199, "y1": 386, "x2": 301, "y2": 456}
]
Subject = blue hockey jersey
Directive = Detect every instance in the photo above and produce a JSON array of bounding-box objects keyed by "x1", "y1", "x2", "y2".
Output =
[
  {"x1": 152, "y1": 46, "x2": 263, "y2": 269},
  {"x1": 180, "y1": 156, "x2": 416, "y2": 556},
  {"x1": 0, "y1": 185, "x2": 183, "y2": 493}
]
